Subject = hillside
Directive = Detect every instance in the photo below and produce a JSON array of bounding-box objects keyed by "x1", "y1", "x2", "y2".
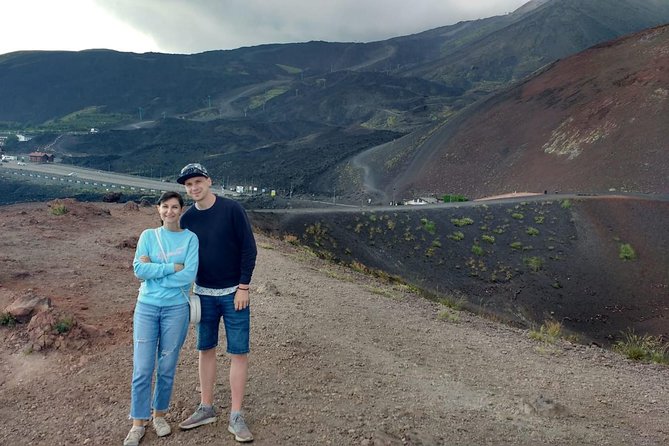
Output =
[
  {"x1": 251, "y1": 194, "x2": 669, "y2": 345},
  {"x1": 1, "y1": 199, "x2": 668, "y2": 445},
  {"x1": 368, "y1": 24, "x2": 669, "y2": 200},
  {"x1": 3, "y1": 1, "x2": 669, "y2": 200},
  {"x1": 401, "y1": 0, "x2": 669, "y2": 87}
]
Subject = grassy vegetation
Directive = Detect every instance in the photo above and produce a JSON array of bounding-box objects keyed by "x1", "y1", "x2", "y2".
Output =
[
  {"x1": 619, "y1": 243, "x2": 636, "y2": 261},
  {"x1": 276, "y1": 63, "x2": 302, "y2": 74},
  {"x1": 526, "y1": 227, "x2": 540, "y2": 236},
  {"x1": 448, "y1": 231, "x2": 465, "y2": 241},
  {"x1": 438, "y1": 294, "x2": 466, "y2": 310},
  {"x1": 55, "y1": 317, "x2": 74, "y2": 334},
  {"x1": 524, "y1": 256, "x2": 544, "y2": 272},
  {"x1": 529, "y1": 320, "x2": 563, "y2": 343},
  {"x1": 614, "y1": 330, "x2": 668, "y2": 364},
  {"x1": 365, "y1": 285, "x2": 401, "y2": 300},
  {"x1": 437, "y1": 307, "x2": 460, "y2": 322},
  {"x1": 451, "y1": 217, "x2": 474, "y2": 227},
  {"x1": 420, "y1": 218, "x2": 436, "y2": 234},
  {"x1": 249, "y1": 87, "x2": 290, "y2": 110},
  {"x1": 282, "y1": 234, "x2": 299, "y2": 245},
  {"x1": 0, "y1": 312, "x2": 17, "y2": 327},
  {"x1": 471, "y1": 244, "x2": 484, "y2": 256},
  {"x1": 50, "y1": 202, "x2": 69, "y2": 216},
  {"x1": 42, "y1": 106, "x2": 132, "y2": 131},
  {"x1": 442, "y1": 194, "x2": 468, "y2": 203},
  {"x1": 481, "y1": 234, "x2": 495, "y2": 244}
]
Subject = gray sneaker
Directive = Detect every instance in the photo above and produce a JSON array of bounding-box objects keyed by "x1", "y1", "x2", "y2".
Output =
[
  {"x1": 178, "y1": 404, "x2": 217, "y2": 430},
  {"x1": 228, "y1": 413, "x2": 253, "y2": 442}
]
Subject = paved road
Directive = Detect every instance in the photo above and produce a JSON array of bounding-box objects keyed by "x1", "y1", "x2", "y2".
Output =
[
  {"x1": 2, "y1": 161, "x2": 665, "y2": 209},
  {"x1": 0, "y1": 161, "x2": 231, "y2": 196}
]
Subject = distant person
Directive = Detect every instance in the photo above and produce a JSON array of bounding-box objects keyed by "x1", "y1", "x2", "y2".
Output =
[
  {"x1": 124, "y1": 191, "x2": 199, "y2": 446},
  {"x1": 176, "y1": 163, "x2": 258, "y2": 443}
]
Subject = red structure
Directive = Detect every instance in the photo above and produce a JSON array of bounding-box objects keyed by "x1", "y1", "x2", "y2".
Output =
[{"x1": 28, "y1": 152, "x2": 55, "y2": 163}]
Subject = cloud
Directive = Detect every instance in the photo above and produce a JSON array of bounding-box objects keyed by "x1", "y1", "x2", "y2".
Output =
[
  {"x1": 0, "y1": 0, "x2": 160, "y2": 55},
  {"x1": 93, "y1": 0, "x2": 529, "y2": 54}
]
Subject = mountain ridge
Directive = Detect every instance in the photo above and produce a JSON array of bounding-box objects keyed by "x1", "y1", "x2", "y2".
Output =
[{"x1": 2, "y1": 0, "x2": 669, "y2": 198}]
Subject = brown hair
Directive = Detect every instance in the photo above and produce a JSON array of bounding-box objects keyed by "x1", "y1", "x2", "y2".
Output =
[{"x1": 157, "y1": 191, "x2": 184, "y2": 207}]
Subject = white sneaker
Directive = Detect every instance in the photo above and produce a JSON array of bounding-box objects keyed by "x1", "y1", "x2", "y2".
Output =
[
  {"x1": 153, "y1": 417, "x2": 171, "y2": 437},
  {"x1": 123, "y1": 426, "x2": 145, "y2": 446}
]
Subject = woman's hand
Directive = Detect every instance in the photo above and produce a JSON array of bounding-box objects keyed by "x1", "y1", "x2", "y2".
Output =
[
  {"x1": 174, "y1": 263, "x2": 184, "y2": 272},
  {"x1": 139, "y1": 255, "x2": 150, "y2": 263}
]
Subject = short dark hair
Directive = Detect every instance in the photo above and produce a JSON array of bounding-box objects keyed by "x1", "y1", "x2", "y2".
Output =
[{"x1": 157, "y1": 191, "x2": 184, "y2": 207}]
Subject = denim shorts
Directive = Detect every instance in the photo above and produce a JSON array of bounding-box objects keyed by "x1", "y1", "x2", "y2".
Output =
[{"x1": 196, "y1": 292, "x2": 250, "y2": 354}]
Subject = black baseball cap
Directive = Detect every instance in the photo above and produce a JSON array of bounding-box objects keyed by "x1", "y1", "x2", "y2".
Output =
[{"x1": 177, "y1": 163, "x2": 209, "y2": 184}]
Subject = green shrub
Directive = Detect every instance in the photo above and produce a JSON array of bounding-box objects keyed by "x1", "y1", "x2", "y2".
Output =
[
  {"x1": 534, "y1": 215, "x2": 545, "y2": 224},
  {"x1": 614, "y1": 330, "x2": 668, "y2": 364},
  {"x1": 448, "y1": 231, "x2": 464, "y2": 241},
  {"x1": 511, "y1": 212, "x2": 524, "y2": 220},
  {"x1": 420, "y1": 218, "x2": 436, "y2": 234},
  {"x1": 438, "y1": 295, "x2": 466, "y2": 310},
  {"x1": 55, "y1": 317, "x2": 74, "y2": 334},
  {"x1": 437, "y1": 308, "x2": 460, "y2": 322},
  {"x1": 481, "y1": 234, "x2": 495, "y2": 244},
  {"x1": 51, "y1": 203, "x2": 69, "y2": 216},
  {"x1": 561, "y1": 199, "x2": 572, "y2": 209},
  {"x1": 529, "y1": 320, "x2": 562, "y2": 343},
  {"x1": 526, "y1": 227, "x2": 540, "y2": 236},
  {"x1": 471, "y1": 244, "x2": 484, "y2": 256},
  {"x1": 619, "y1": 243, "x2": 636, "y2": 261},
  {"x1": 510, "y1": 241, "x2": 523, "y2": 250},
  {"x1": 442, "y1": 194, "x2": 468, "y2": 203},
  {"x1": 0, "y1": 312, "x2": 17, "y2": 327},
  {"x1": 451, "y1": 217, "x2": 474, "y2": 227},
  {"x1": 524, "y1": 256, "x2": 544, "y2": 272},
  {"x1": 282, "y1": 234, "x2": 299, "y2": 245}
]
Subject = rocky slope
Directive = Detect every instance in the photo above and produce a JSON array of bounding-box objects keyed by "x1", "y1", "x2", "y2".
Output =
[{"x1": 377, "y1": 24, "x2": 669, "y2": 200}]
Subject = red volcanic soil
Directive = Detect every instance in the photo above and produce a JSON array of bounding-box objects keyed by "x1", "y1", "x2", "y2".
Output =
[{"x1": 394, "y1": 24, "x2": 669, "y2": 200}]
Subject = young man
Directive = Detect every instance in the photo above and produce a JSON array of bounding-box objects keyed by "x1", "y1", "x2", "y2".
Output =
[{"x1": 176, "y1": 163, "x2": 257, "y2": 443}]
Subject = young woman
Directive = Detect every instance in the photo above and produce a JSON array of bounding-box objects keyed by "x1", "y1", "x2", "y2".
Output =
[{"x1": 124, "y1": 191, "x2": 199, "y2": 446}]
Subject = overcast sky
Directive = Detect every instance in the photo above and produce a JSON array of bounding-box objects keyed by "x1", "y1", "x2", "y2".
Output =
[{"x1": 0, "y1": 0, "x2": 531, "y2": 55}]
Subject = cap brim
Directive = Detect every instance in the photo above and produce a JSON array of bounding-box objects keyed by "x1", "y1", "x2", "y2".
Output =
[{"x1": 176, "y1": 172, "x2": 208, "y2": 185}]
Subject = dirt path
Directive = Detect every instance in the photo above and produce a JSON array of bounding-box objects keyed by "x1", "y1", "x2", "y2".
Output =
[{"x1": 0, "y1": 201, "x2": 667, "y2": 445}]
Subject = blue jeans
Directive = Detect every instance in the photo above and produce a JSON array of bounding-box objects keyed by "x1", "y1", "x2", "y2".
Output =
[
  {"x1": 197, "y1": 293, "x2": 250, "y2": 354},
  {"x1": 130, "y1": 301, "x2": 189, "y2": 420}
]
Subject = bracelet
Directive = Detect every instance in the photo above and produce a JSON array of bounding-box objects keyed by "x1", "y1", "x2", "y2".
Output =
[{"x1": 238, "y1": 287, "x2": 250, "y2": 291}]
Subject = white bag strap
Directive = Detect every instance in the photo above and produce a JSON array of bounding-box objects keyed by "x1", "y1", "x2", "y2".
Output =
[{"x1": 154, "y1": 228, "x2": 167, "y2": 261}]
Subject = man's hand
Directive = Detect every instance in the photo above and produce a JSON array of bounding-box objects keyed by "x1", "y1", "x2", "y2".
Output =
[{"x1": 234, "y1": 287, "x2": 250, "y2": 311}]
